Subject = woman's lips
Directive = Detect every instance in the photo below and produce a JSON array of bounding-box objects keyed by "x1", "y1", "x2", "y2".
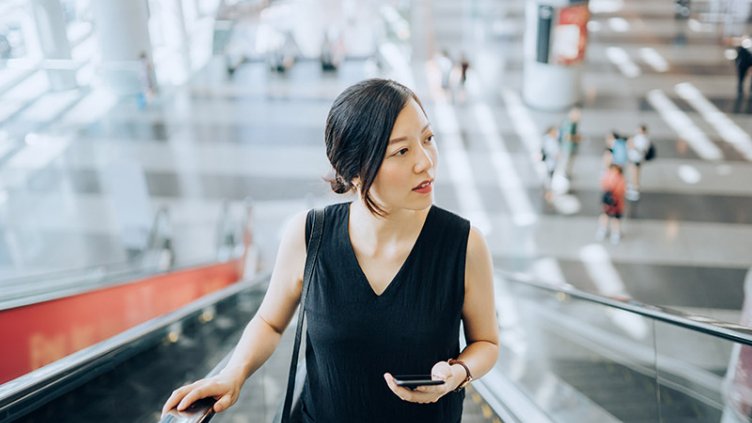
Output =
[{"x1": 412, "y1": 180, "x2": 433, "y2": 194}]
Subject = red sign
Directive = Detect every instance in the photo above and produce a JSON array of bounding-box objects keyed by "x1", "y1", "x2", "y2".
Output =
[
  {"x1": 553, "y1": 4, "x2": 589, "y2": 65},
  {"x1": 0, "y1": 260, "x2": 242, "y2": 384}
]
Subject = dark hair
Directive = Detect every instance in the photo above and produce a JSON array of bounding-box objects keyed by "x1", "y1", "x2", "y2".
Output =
[
  {"x1": 324, "y1": 79, "x2": 424, "y2": 216},
  {"x1": 639, "y1": 124, "x2": 648, "y2": 133}
]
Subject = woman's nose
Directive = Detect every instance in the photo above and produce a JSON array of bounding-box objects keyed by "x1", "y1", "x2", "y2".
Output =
[{"x1": 414, "y1": 146, "x2": 434, "y2": 173}]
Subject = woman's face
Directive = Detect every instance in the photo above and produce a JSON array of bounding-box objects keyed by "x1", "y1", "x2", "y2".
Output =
[{"x1": 366, "y1": 99, "x2": 437, "y2": 213}]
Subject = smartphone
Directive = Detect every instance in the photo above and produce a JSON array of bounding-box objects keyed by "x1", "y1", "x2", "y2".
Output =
[{"x1": 393, "y1": 375, "x2": 445, "y2": 389}]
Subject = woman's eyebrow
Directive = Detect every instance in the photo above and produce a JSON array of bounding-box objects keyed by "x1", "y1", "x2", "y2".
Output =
[{"x1": 388, "y1": 124, "x2": 431, "y2": 144}]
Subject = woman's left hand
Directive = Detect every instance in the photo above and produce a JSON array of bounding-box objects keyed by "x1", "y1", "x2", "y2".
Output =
[{"x1": 383, "y1": 361, "x2": 463, "y2": 404}]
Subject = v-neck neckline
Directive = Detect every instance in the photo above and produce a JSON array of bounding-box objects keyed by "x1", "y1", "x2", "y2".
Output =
[{"x1": 344, "y1": 204, "x2": 434, "y2": 299}]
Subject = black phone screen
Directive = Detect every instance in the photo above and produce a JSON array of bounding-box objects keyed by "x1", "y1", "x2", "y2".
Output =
[{"x1": 393, "y1": 375, "x2": 445, "y2": 389}]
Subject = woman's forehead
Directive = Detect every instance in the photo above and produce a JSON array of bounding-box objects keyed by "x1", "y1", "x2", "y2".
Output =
[{"x1": 390, "y1": 99, "x2": 429, "y2": 136}]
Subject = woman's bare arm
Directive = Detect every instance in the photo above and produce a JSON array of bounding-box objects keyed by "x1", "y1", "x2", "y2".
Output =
[
  {"x1": 162, "y1": 210, "x2": 308, "y2": 415},
  {"x1": 456, "y1": 226, "x2": 499, "y2": 381}
]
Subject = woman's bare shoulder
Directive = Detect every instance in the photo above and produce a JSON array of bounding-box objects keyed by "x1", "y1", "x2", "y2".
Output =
[
  {"x1": 466, "y1": 226, "x2": 490, "y2": 259},
  {"x1": 278, "y1": 210, "x2": 309, "y2": 257},
  {"x1": 464, "y1": 226, "x2": 492, "y2": 290}
]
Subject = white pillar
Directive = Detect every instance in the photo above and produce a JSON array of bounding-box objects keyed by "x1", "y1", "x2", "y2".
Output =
[
  {"x1": 522, "y1": 0, "x2": 589, "y2": 110},
  {"x1": 92, "y1": 0, "x2": 153, "y2": 94},
  {"x1": 161, "y1": 0, "x2": 191, "y2": 83},
  {"x1": 30, "y1": 0, "x2": 77, "y2": 90},
  {"x1": 410, "y1": 0, "x2": 433, "y2": 62}
]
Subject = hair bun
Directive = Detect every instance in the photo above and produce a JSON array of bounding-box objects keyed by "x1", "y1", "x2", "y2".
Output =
[{"x1": 329, "y1": 175, "x2": 353, "y2": 194}]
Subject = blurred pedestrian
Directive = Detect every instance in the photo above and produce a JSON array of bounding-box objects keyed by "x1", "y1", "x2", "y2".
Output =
[
  {"x1": 627, "y1": 124, "x2": 651, "y2": 201},
  {"x1": 735, "y1": 42, "x2": 752, "y2": 97},
  {"x1": 436, "y1": 50, "x2": 453, "y2": 91},
  {"x1": 604, "y1": 130, "x2": 629, "y2": 169},
  {"x1": 721, "y1": 267, "x2": 752, "y2": 422},
  {"x1": 559, "y1": 107, "x2": 582, "y2": 177},
  {"x1": 596, "y1": 164, "x2": 627, "y2": 244},
  {"x1": 0, "y1": 33, "x2": 10, "y2": 61},
  {"x1": 138, "y1": 52, "x2": 157, "y2": 108},
  {"x1": 459, "y1": 54, "x2": 469, "y2": 87},
  {"x1": 541, "y1": 126, "x2": 560, "y2": 201}
]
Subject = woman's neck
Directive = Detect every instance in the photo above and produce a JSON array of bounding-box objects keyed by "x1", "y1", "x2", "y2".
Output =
[{"x1": 349, "y1": 200, "x2": 430, "y2": 253}]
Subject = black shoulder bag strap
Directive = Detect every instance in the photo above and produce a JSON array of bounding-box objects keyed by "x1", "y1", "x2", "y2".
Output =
[{"x1": 281, "y1": 208, "x2": 325, "y2": 422}]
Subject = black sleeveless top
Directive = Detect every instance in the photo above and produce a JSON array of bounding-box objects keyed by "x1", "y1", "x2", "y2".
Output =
[{"x1": 301, "y1": 202, "x2": 470, "y2": 422}]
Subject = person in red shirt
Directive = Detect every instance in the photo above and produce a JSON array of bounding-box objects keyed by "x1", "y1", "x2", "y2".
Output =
[{"x1": 596, "y1": 164, "x2": 626, "y2": 244}]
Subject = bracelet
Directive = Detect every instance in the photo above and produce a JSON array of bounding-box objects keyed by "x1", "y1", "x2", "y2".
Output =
[{"x1": 447, "y1": 359, "x2": 473, "y2": 392}]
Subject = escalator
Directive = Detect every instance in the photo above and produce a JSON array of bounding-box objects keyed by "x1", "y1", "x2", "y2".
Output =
[
  {"x1": 0, "y1": 201, "x2": 257, "y2": 423},
  {"x1": 3, "y1": 260, "x2": 751, "y2": 422},
  {"x1": 4, "y1": 279, "x2": 265, "y2": 423},
  {"x1": 157, "y1": 270, "x2": 752, "y2": 423},
  {"x1": 477, "y1": 273, "x2": 752, "y2": 423}
]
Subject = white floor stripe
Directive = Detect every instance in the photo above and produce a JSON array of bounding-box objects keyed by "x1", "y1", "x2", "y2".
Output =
[
  {"x1": 59, "y1": 90, "x2": 117, "y2": 125},
  {"x1": 17, "y1": 91, "x2": 81, "y2": 122},
  {"x1": 579, "y1": 243, "x2": 650, "y2": 339},
  {"x1": 433, "y1": 101, "x2": 492, "y2": 233},
  {"x1": 500, "y1": 89, "x2": 546, "y2": 182},
  {"x1": 473, "y1": 103, "x2": 537, "y2": 226},
  {"x1": 420, "y1": 59, "x2": 491, "y2": 232},
  {"x1": 639, "y1": 47, "x2": 669, "y2": 72},
  {"x1": 606, "y1": 46, "x2": 641, "y2": 78},
  {"x1": 608, "y1": 17, "x2": 630, "y2": 32},
  {"x1": 646, "y1": 89, "x2": 723, "y2": 161},
  {"x1": 675, "y1": 82, "x2": 752, "y2": 161},
  {"x1": 497, "y1": 92, "x2": 536, "y2": 156}
]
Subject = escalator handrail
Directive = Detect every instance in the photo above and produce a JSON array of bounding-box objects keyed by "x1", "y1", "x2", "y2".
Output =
[
  {"x1": 160, "y1": 356, "x2": 230, "y2": 423},
  {"x1": 0, "y1": 273, "x2": 271, "y2": 415},
  {"x1": 497, "y1": 269, "x2": 752, "y2": 345}
]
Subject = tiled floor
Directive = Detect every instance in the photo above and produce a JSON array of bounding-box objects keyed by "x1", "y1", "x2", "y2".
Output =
[{"x1": 1, "y1": 0, "x2": 751, "y2": 328}]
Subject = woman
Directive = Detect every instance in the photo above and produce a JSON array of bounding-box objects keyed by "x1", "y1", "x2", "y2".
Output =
[{"x1": 162, "y1": 79, "x2": 499, "y2": 422}]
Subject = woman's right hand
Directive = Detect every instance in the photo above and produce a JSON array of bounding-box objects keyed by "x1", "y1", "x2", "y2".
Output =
[{"x1": 161, "y1": 371, "x2": 243, "y2": 417}]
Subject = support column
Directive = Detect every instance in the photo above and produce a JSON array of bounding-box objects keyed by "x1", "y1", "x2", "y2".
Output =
[
  {"x1": 410, "y1": 0, "x2": 433, "y2": 62},
  {"x1": 522, "y1": 0, "x2": 589, "y2": 110},
  {"x1": 92, "y1": 0, "x2": 154, "y2": 94},
  {"x1": 30, "y1": 0, "x2": 77, "y2": 90},
  {"x1": 161, "y1": 0, "x2": 191, "y2": 83}
]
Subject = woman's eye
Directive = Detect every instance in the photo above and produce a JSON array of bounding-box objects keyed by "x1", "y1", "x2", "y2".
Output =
[
  {"x1": 395, "y1": 148, "x2": 408, "y2": 156},
  {"x1": 425, "y1": 135, "x2": 435, "y2": 143}
]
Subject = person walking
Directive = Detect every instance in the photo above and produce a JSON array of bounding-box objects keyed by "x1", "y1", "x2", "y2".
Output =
[
  {"x1": 162, "y1": 79, "x2": 499, "y2": 422},
  {"x1": 559, "y1": 107, "x2": 582, "y2": 177},
  {"x1": 735, "y1": 43, "x2": 752, "y2": 97},
  {"x1": 436, "y1": 50, "x2": 453, "y2": 91},
  {"x1": 459, "y1": 54, "x2": 469, "y2": 87},
  {"x1": 138, "y1": 52, "x2": 157, "y2": 108},
  {"x1": 596, "y1": 164, "x2": 627, "y2": 244},
  {"x1": 627, "y1": 124, "x2": 651, "y2": 201},
  {"x1": 541, "y1": 126, "x2": 560, "y2": 201},
  {"x1": 604, "y1": 131, "x2": 629, "y2": 169}
]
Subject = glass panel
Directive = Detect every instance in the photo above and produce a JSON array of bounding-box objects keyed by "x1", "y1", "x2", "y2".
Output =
[
  {"x1": 654, "y1": 320, "x2": 745, "y2": 422},
  {"x1": 497, "y1": 279, "x2": 660, "y2": 422}
]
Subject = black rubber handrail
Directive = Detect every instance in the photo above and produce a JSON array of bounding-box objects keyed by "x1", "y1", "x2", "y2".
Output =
[
  {"x1": 160, "y1": 355, "x2": 231, "y2": 423},
  {"x1": 497, "y1": 269, "x2": 752, "y2": 345}
]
